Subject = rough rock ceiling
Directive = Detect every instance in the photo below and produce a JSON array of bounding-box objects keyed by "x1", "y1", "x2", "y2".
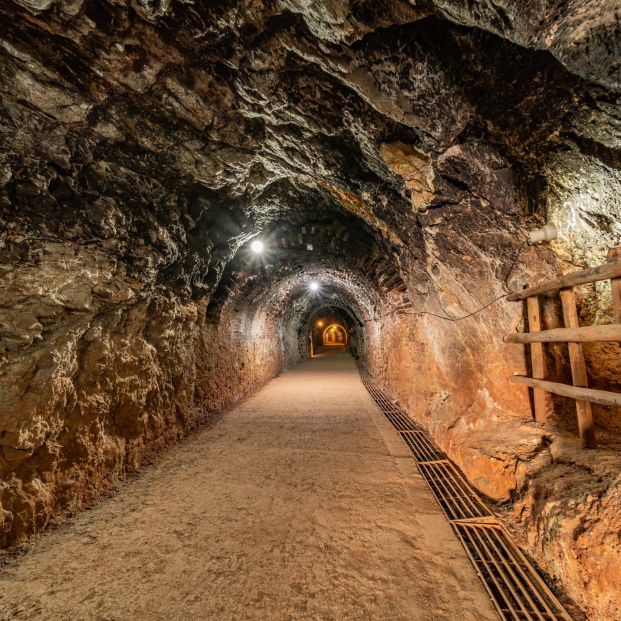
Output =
[{"x1": 2, "y1": 0, "x2": 620, "y2": 311}]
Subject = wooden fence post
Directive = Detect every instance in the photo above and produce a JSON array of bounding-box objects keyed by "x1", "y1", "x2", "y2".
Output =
[
  {"x1": 526, "y1": 294, "x2": 548, "y2": 422},
  {"x1": 559, "y1": 288, "x2": 597, "y2": 448},
  {"x1": 608, "y1": 246, "x2": 621, "y2": 323}
]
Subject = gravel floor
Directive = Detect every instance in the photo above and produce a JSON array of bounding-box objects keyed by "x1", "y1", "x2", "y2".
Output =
[{"x1": 0, "y1": 349, "x2": 498, "y2": 621}]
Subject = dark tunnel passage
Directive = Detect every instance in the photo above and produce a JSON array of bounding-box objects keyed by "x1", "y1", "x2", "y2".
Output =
[{"x1": 0, "y1": 1, "x2": 620, "y2": 619}]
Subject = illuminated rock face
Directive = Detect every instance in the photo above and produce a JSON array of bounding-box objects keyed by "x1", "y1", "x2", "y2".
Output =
[{"x1": 0, "y1": 2, "x2": 619, "y2": 618}]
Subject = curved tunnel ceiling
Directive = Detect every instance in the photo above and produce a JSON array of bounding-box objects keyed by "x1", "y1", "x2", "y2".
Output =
[
  {"x1": 204, "y1": 214, "x2": 411, "y2": 346},
  {"x1": 2, "y1": 0, "x2": 619, "y2": 319}
]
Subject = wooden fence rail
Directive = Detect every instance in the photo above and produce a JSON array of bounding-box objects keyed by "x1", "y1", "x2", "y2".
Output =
[
  {"x1": 506, "y1": 260, "x2": 621, "y2": 301},
  {"x1": 509, "y1": 376, "x2": 621, "y2": 408},
  {"x1": 504, "y1": 245, "x2": 621, "y2": 449},
  {"x1": 504, "y1": 324, "x2": 621, "y2": 344}
]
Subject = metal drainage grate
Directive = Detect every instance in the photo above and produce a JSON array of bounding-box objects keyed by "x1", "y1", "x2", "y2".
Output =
[
  {"x1": 382, "y1": 409, "x2": 419, "y2": 431},
  {"x1": 418, "y1": 460, "x2": 491, "y2": 520},
  {"x1": 358, "y1": 366, "x2": 573, "y2": 621},
  {"x1": 454, "y1": 520, "x2": 572, "y2": 621},
  {"x1": 362, "y1": 383, "x2": 395, "y2": 410},
  {"x1": 359, "y1": 371, "x2": 420, "y2": 431},
  {"x1": 399, "y1": 430, "x2": 445, "y2": 462}
]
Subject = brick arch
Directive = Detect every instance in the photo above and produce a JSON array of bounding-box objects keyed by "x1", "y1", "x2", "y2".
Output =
[{"x1": 322, "y1": 323, "x2": 348, "y2": 346}]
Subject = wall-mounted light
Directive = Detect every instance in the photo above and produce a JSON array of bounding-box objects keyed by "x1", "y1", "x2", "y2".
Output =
[
  {"x1": 251, "y1": 239, "x2": 264, "y2": 253},
  {"x1": 310, "y1": 281, "x2": 319, "y2": 291},
  {"x1": 316, "y1": 320, "x2": 324, "y2": 327},
  {"x1": 528, "y1": 224, "x2": 558, "y2": 245}
]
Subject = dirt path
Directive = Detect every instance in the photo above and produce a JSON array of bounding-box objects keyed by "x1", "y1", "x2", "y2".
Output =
[{"x1": 0, "y1": 350, "x2": 498, "y2": 621}]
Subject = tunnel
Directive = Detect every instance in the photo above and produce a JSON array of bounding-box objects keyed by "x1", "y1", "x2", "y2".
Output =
[{"x1": 0, "y1": 1, "x2": 620, "y2": 620}]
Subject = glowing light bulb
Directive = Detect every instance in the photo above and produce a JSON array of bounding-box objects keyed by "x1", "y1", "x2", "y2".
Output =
[
  {"x1": 251, "y1": 239, "x2": 264, "y2": 253},
  {"x1": 317, "y1": 320, "x2": 324, "y2": 327},
  {"x1": 310, "y1": 282, "x2": 319, "y2": 291}
]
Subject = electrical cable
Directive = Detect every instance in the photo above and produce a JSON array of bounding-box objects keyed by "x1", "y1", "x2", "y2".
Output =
[{"x1": 378, "y1": 240, "x2": 528, "y2": 322}]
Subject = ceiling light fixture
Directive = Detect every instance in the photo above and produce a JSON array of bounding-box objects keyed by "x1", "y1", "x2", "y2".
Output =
[
  {"x1": 250, "y1": 239, "x2": 264, "y2": 253},
  {"x1": 310, "y1": 281, "x2": 319, "y2": 291},
  {"x1": 528, "y1": 224, "x2": 558, "y2": 244}
]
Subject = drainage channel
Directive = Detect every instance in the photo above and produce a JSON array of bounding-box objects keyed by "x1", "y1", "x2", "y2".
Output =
[{"x1": 358, "y1": 368, "x2": 573, "y2": 621}]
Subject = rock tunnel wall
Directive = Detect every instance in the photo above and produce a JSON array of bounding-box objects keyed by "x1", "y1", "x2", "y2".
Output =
[
  {"x1": 362, "y1": 144, "x2": 620, "y2": 620},
  {"x1": 0, "y1": 241, "x2": 283, "y2": 543},
  {"x1": 368, "y1": 271, "x2": 620, "y2": 621}
]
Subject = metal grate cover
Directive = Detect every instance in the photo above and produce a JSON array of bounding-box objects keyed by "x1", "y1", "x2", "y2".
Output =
[
  {"x1": 359, "y1": 370, "x2": 420, "y2": 431},
  {"x1": 358, "y1": 365, "x2": 573, "y2": 621},
  {"x1": 418, "y1": 460, "x2": 491, "y2": 520},
  {"x1": 454, "y1": 521, "x2": 572, "y2": 621},
  {"x1": 400, "y1": 430, "x2": 445, "y2": 462},
  {"x1": 382, "y1": 410, "x2": 419, "y2": 431}
]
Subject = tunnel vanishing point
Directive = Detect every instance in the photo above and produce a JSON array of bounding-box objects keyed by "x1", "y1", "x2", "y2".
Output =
[{"x1": 0, "y1": 1, "x2": 620, "y2": 620}]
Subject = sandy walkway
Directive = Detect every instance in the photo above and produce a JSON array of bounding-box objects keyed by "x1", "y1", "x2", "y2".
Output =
[{"x1": 0, "y1": 350, "x2": 498, "y2": 621}]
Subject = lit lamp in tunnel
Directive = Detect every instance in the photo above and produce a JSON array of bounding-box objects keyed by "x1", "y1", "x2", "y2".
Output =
[
  {"x1": 316, "y1": 320, "x2": 324, "y2": 327},
  {"x1": 310, "y1": 281, "x2": 319, "y2": 291},
  {"x1": 250, "y1": 239, "x2": 264, "y2": 253}
]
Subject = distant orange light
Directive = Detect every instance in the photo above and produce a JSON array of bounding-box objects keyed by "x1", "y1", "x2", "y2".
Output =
[{"x1": 317, "y1": 320, "x2": 324, "y2": 327}]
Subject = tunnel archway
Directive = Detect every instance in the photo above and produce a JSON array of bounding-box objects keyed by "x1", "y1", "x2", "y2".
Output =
[{"x1": 322, "y1": 324, "x2": 347, "y2": 347}]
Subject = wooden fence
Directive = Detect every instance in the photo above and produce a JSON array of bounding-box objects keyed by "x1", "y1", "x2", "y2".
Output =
[{"x1": 505, "y1": 247, "x2": 621, "y2": 448}]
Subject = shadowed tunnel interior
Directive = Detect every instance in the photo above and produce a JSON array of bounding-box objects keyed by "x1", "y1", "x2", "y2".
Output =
[{"x1": 0, "y1": 1, "x2": 620, "y2": 619}]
